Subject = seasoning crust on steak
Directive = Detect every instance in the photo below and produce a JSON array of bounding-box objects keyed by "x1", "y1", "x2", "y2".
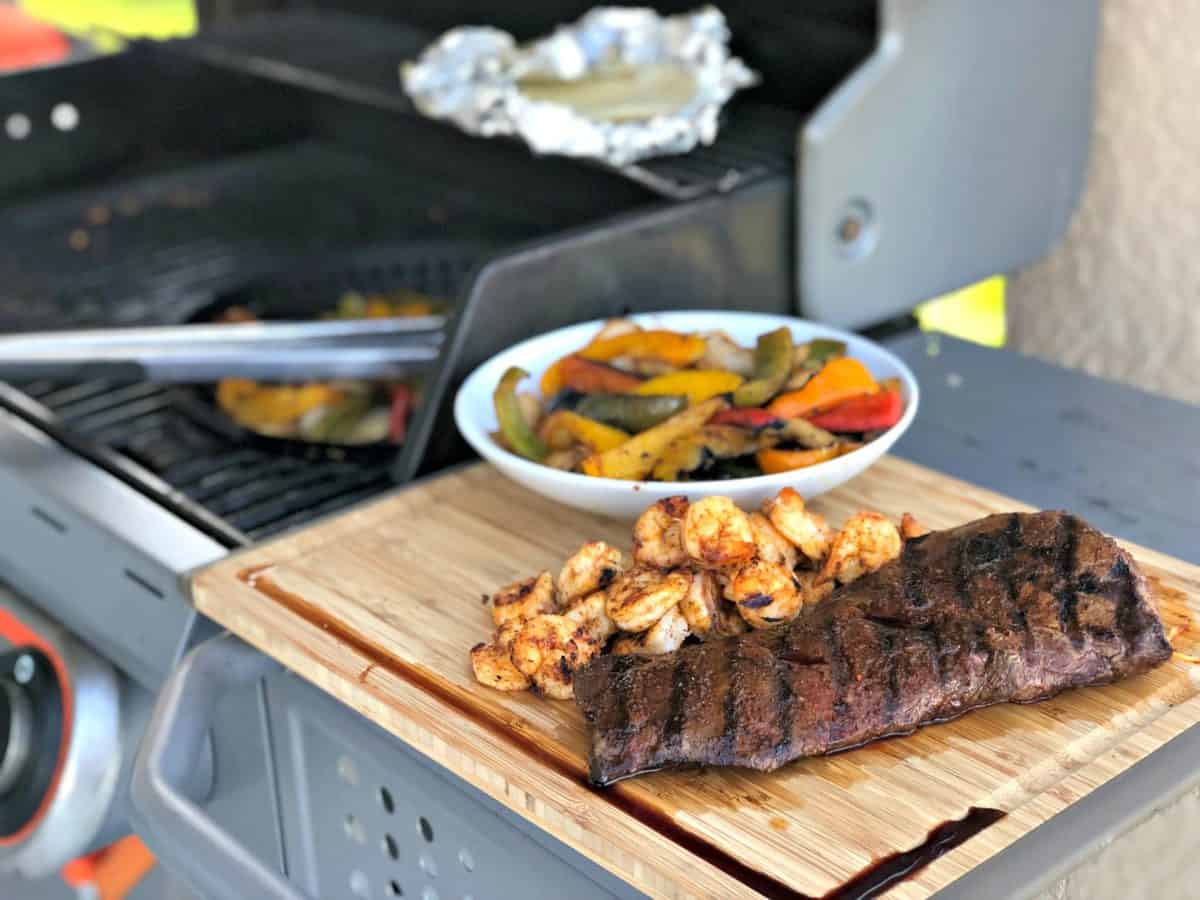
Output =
[{"x1": 574, "y1": 511, "x2": 1173, "y2": 785}]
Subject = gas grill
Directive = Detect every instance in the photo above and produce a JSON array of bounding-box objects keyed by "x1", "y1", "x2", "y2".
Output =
[{"x1": 0, "y1": 2, "x2": 1099, "y2": 896}]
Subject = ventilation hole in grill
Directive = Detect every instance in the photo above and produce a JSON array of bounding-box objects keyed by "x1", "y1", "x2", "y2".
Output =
[
  {"x1": 418, "y1": 817, "x2": 434, "y2": 843},
  {"x1": 383, "y1": 834, "x2": 399, "y2": 860},
  {"x1": 343, "y1": 814, "x2": 366, "y2": 844},
  {"x1": 457, "y1": 848, "x2": 474, "y2": 873},
  {"x1": 387, "y1": 882, "x2": 403, "y2": 897},
  {"x1": 30, "y1": 506, "x2": 66, "y2": 534},
  {"x1": 379, "y1": 787, "x2": 395, "y2": 814},
  {"x1": 419, "y1": 853, "x2": 437, "y2": 878},
  {"x1": 123, "y1": 569, "x2": 164, "y2": 600}
]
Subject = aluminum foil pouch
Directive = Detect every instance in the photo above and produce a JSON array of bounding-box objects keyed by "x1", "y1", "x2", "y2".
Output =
[{"x1": 401, "y1": 6, "x2": 759, "y2": 166}]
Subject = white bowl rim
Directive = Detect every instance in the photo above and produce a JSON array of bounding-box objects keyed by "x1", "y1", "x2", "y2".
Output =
[{"x1": 454, "y1": 310, "x2": 919, "y2": 496}]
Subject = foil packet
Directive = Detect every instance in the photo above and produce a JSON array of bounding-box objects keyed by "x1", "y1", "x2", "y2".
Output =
[{"x1": 401, "y1": 6, "x2": 758, "y2": 166}]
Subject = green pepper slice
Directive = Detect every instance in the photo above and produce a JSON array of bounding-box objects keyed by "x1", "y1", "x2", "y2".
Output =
[
  {"x1": 733, "y1": 327, "x2": 793, "y2": 407},
  {"x1": 494, "y1": 367, "x2": 547, "y2": 461},
  {"x1": 574, "y1": 393, "x2": 688, "y2": 433},
  {"x1": 803, "y1": 338, "x2": 847, "y2": 369}
]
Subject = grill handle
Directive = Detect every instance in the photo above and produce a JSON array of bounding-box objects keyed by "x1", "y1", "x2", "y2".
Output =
[{"x1": 130, "y1": 633, "x2": 310, "y2": 900}]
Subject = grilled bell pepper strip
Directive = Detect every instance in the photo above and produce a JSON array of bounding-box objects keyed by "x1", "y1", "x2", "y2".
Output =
[
  {"x1": 650, "y1": 424, "x2": 763, "y2": 481},
  {"x1": 634, "y1": 369, "x2": 743, "y2": 405},
  {"x1": 579, "y1": 330, "x2": 706, "y2": 367},
  {"x1": 581, "y1": 397, "x2": 728, "y2": 480},
  {"x1": 755, "y1": 443, "x2": 859, "y2": 474},
  {"x1": 574, "y1": 393, "x2": 687, "y2": 432},
  {"x1": 808, "y1": 389, "x2": 903, "y2": 433},
  {"x1": 733, "y1": 327, "x2": 793, "y2": 407},
  {"x1": 537, "y1": 410, "x2": 629, "y2": 453},
  {"x1": 708, "y1": 407, "x2": 781, "y2": 429},
  {"x1": 388, "y1": 384, "x2": 413, "y2": 443},
  {"x1": 554, "y1": 355, "x2": 643, "y2": 394},
  {"x1": 767, "y1": 357, "x2": 878, "y2": 420},
  {"x1": 800, "y1": 338, "x2": 847, "y2": 369},
  {"x1": 305, "y1": 392, "x2": 373, "y2": 442},
  {"x1": 494, "y1": 367, "x2": 547, "y2": 461}
]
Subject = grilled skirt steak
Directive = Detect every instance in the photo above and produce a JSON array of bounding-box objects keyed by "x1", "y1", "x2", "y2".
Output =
[{"x1": 575, "y1": 512, "x2": 1173, "y2": 785}]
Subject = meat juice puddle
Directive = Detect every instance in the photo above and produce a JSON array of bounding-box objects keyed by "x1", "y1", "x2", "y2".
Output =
[{"x1": 237, "y1": 565, "x2": 1009, "y2": 900}]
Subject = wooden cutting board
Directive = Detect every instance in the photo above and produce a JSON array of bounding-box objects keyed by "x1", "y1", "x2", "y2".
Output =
[{"x1": 191, "y1": 457, "x2": 1200, "y2": 899}]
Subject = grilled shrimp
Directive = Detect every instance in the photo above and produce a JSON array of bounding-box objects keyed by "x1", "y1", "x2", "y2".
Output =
[
  {"x1": 727, "y1": 559, "x2": 802, "y2": 629},
  {"x1": 605, "y1": 566, "x2": 691, "y2": 632},
  {"x1": 562, "y1": 590, "x2": 617, "y2": 642},
  {"x1": 821, "y1": 511, "x2": 902, "y2": 585},
  {"x1": 900, "y1": 512, "x2": 931, "y2": 541},
  {"x1": 632, "y1": 496, "x2": 689, "y2": 568},
  {"x1": 469, "y1": 622, "x2": 530, "y2": 691},
  {"x1": 762, "y1": 488, "x2": 833, "y2": 564},
  {"x1": 510, "y1": 614, "x2": 600, "y2": 700},
  {"x1": 749, "y1": 512, "x2": 798, "y2": 571},
  {"x1": 491, "y1": 571, "x2": 557, "y2": 629},
  {"x1": 795, "y1": 569, "x2": 834, "y2": 608},
  {"x1": 557, "y1": 541, "x2": 624, "y2": 603},
  {"x1": 611, "y1": 606, "x2": 690, "y2": 656},
  {"x1": 678, "y1": 569, "x2": 721, "y2": 637},
  {"x1": 683, "y1": 496, "x2": 757, "y2": 569}
]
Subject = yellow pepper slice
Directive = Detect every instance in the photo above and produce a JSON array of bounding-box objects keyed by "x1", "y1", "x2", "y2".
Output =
[
  {"x1": 634, "y1": 370, "x2": 743, "y2": 405},
  {"x1": 579, "y1": 330, "x2": 707, "y2": 367},
  {"x1": 538, "y1": 410, "x2": 630, "y2": 453},
  {"x1": 581, "y1": 397, "x2": 728, "y2": 481},
  {"x1": 755, "y1": 444, "x2": 860, "y2": 474}
]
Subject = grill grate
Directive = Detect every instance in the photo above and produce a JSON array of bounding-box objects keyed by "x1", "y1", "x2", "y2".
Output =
[{"x1": 21, "y1": 379, "x2": 394, "y2": 542}]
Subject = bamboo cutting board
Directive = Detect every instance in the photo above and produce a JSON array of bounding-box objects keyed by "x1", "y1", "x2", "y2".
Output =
[{"x1": 191, "y1": 457, "x2": 1200, "y2": 899}]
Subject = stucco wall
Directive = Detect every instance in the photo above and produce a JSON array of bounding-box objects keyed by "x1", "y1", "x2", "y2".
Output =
[{"x1": 1008, "y1": 0, "x2": 1200, "y2": 405}]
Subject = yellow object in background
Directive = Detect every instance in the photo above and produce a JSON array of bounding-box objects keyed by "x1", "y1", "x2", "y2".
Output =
[
  {"x1": 914, "y1": 276, "x2": 1006, "y2": 348},
  {"x1": 20, "y1": 0, "x2": 196, "y2": 50}
]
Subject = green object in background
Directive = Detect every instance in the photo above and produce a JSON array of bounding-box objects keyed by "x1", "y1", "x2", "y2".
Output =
[
  {"x1": 19, "y1": 0, "x2": 196, "y2": 49},
  {"x1": 914, "y1": 275, "x2": 1007, "y2": 348}
]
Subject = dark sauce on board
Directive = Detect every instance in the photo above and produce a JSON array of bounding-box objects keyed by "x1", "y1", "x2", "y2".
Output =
[{"x1": 239, "y1": 567, "x2": 1006, "y2": 899}]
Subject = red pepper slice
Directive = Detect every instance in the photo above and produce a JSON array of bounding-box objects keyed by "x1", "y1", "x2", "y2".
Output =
[
  {"x1": 708, "y1": 407, "x2": 782, "y2": 429},
  {"x1": 807, "y1": 390, "x2": 903, "y2": 433},
  {"x1": 389, "y1": 384, "x2": 413, "y2": 443}
]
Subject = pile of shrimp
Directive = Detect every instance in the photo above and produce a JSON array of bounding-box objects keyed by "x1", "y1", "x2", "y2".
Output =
[{"x1": 470, "y1": 488, "x2": 929, "y2": 700}]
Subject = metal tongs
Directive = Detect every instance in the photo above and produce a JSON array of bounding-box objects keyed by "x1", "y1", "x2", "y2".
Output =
[{"x1": 0, "y1": 315, "x2": 446, "y2": 382}]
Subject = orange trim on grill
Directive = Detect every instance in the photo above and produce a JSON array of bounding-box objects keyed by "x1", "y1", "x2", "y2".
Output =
[{"x1": 0, "y1": 608, "x2": 73, "y2": 845}]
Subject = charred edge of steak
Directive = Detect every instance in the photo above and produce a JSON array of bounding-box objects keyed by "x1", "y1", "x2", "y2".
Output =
[{"x1": 574, "y1": 511, "x2": 1174, "y2": 785}]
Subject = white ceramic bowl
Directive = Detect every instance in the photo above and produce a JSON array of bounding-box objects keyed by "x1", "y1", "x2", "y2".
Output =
[{"x1": 454, "y1": 311, "x2": 919, "y2": 519}]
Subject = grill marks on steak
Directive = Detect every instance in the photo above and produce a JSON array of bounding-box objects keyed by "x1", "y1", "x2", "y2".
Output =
[{"x1": 574, "y1": 512, "x2": 1173, "y2": 785}]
